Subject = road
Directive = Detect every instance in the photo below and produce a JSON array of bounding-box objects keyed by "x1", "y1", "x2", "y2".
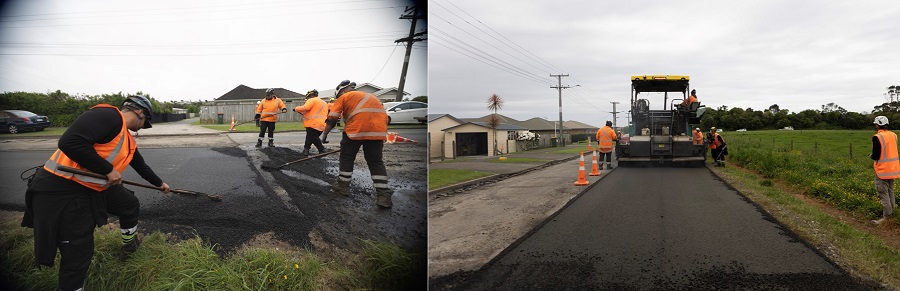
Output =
[
  {"x1": 431, "y1": 167, "x2": 876, "y2": 290},
  {"x1": 0, "y1": 128, "x2": 427, "y2": 255}
]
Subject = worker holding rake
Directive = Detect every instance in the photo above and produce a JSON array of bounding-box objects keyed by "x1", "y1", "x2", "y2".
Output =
[
  {"x1": 321, "y1": 80, "x2": 394, "y2": 208},
  {"x1": 294, "y1": 89, "x2": 328, "y2": 156},
  {"x1": 21, "y1": 95, "x2": 170, "y2": 291}
]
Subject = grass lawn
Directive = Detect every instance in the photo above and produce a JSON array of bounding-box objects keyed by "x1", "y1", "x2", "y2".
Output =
[
  {"x1": 0, "y1": 127, "x2": 67, "y2": 137},
  {"x1": 489, "y1": 157, "x2": 546, "y2": 163},
  {"x1": 0, "y1": 212, "x2": 423, "y2": 290},
  {"x1": 428, "y1": 168, "x2": 493, "y2": 190}
]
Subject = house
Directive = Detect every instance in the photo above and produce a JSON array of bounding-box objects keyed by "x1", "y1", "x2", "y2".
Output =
[
  {"x1": 318, "y1": 83, "x2": 410, "y2": 103},
  {"x1": 428, "y1": 113, "x2": 526, "y2": 160},
  {"x1": 201, "y1": 85, "x2": 305, "y2": 123},
  {"x1": 465, "y1": 115, "x2": 569, "y2": 147},
  {"x1": 563, "y1": 120, "x2": 600, "y2": 143}
]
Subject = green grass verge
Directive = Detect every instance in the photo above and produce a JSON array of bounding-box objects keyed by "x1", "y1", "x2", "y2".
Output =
[
  {"x1": 0, "y1": 127, "x2": 67, "y2": 137},
  {"x1": 489, "y1": 157, "x2": 546, "y2": 163},
  {"x1": 0, "y1": 214, "x2": 423, "y2": 290},
  {"x1": 714, "y1": 165, "x2": 900, "y2": 288},
  {"x1": 428, "y1": 168, "x2": 492, "y2": 190}
]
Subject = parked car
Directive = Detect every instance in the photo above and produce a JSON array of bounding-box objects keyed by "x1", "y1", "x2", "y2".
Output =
[
  {"x1": 383, "y1": 101, "x2": 427, "y2": 124},
  {"x1": 736, "y1": 128, "x2": 747, "y2": 132},
  {"x1": 0, "y1": 110, "x2": 50, "y2": 134}
]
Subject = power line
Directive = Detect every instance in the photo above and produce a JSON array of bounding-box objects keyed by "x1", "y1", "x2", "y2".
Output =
[
  {"x1": 431, "y1": 37, "x2": 550, "y2": 85},
  {"x1": 431, "y1": 28, "x2": 550, "y2": 85},
  {"x1": 369, "y1": 43, "x2": 402, "y2": 83},
  {"x1": 0, "y1": 43, "x2": 397, "y2": 56}
]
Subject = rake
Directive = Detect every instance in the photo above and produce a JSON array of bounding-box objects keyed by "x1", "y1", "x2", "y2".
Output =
[{"x1": 57, "y1": 165, "x2": 223, "y2": 202}]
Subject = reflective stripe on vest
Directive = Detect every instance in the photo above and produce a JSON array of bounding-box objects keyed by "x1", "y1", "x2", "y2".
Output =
[
  {"x1": 335, "y1": 92, "x2": 387, "y2": 140},
  {"x1": 597, "y1": 126, "x2": 615, "y2": 153},
  {"x1": 874, "y1": 130, "x2": 900, "y2": 179},
  {"x1": 43, "y1": 104, "x2": 136, "y2": 191}
]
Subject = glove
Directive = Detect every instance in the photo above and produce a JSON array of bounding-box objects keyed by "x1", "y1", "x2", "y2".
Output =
[
  {"x1": 281, "y1": 108, "x2": 287, "y2": 113},
  {"x1": 254, "y1": 113, "x2": 261, "y2": 120}
]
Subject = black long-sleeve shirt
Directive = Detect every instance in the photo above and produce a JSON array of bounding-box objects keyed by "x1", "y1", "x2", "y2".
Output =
[
  {"x1": 57, "y1": 107, "x2": 162, "y2": 186},
  {"x1": 872, "y1": 136, "x2": 881, "y2": 161}
]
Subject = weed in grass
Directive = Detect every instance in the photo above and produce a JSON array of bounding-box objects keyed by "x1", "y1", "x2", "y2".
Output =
[{"x1": 760, "y1": 179, "x2": 773, "y2": 187}]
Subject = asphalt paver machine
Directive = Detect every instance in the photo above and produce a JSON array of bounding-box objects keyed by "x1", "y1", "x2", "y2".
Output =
[{"x1": 617, "y1": 75, "x2": 706, "y2": 167}]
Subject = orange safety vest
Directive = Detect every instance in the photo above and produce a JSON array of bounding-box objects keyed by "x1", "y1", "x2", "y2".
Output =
[
  {"x1": 874, "y1": 130, "x2": 900, "y2": 179},
  {"x1": 681, "y1": 95, "x2": 698, "y2": 107},
  {"x1": 295, "y1": 97, "x2": 327, "y2": 131},
  {"x1": 256, "y1": 97, "x2": 285, "y2": 122},
  {"x1": 709, "y1": 132, "x2": 724, "y2": 149},
  {"x1": 596, "y1": 126, "x2": 617, "y2": 153},
  {"x1": 327, "y1": 91, "x2": 387, "y2": 140},
  {"x1": 43, "y1": 104, "x2": 137, "y2": 191},
  {"x1": 693, "y1": 130, "x2": 703, "y2": 145}
]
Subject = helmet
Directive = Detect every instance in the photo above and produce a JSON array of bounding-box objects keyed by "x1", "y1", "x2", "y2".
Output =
[
  {"x1": 123, "y1": 95, "x2": 153, "y2": 129},
  {"x1": 695, "y1": 127, "x2": 700, "y2": 131},
  {"x1": 710, "y1": 127, "x2": 716, "y2": 131},
  {"x1": 265, "y1": 88, "x2": 275, "y2": 96},
  {"x1": 874, "y1": 116, "x2": 890, "y2": 126},
  {"x1": 306, "y1": 89, "x2": 319, "y2": 98},
  {"x1": 606, "y1": 121, "x2": 612, "y2": 126},
  {"x1": 335, "y1": 80, "x2": 356, "y2": 96},
  {"x1": 329, "y1": 97, "x2": 335, "y2": 102},
  {"x1": 691, "y1": 89, "x2": 696, "y2": 95}
]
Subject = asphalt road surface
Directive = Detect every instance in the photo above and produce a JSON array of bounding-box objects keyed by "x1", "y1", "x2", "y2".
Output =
[
  {"x1": 0, "y1": 136, "x2": 427, "y2": 255},
  {"x1": 432, "y1": 167, "x2": 877, "y2": 290}
]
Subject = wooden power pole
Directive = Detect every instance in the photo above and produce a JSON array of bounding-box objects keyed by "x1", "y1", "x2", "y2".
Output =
[{"x1": 394, "y1": 4, "x2": 426, "y2": 102}]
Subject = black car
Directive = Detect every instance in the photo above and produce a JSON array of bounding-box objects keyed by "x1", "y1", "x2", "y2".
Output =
[{"x1": 0, "y1": 110, "x2": 51, "y2": 134}]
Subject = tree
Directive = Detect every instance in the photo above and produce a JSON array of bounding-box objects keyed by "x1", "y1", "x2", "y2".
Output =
[
  {"x1": 486, "y1": 93, "x2": 504, "y2": 156},
  {"x1": 412, "y1": 96, "x2": 427, "y2": 103}
]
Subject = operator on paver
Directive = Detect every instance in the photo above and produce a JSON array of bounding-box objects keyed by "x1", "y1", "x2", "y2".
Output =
[
  {"x1": 255, "y1": 88, "x2": 287, "y2": 147},
  {"x1": 708, "y1": 127, "x2": 727, "y2": 166},
  {"x1": 21, "y1": 95, "x2": 170, "y2": 291},
  {"x1": 596, "y1": 121, "x2": 618, "y2": 170},
  {"x1": 679, "y1": 89, "x2": 699, "y2": 109},
  {"x1": 869, "y1": 116, "x2": 899, "y2": 226},
  {"x1": 320, "y1": 80, "x2": 393, "y2": 208},
  {"x1": 294, "y1": 89, "x2": 328, "y2": 156},
  {"x1": 693, "y1": 128, "x2": 703, "y2": 145}
]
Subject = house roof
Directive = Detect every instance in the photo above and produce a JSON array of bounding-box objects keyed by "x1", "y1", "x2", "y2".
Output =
[
  {"x1": 461, "y1": 114, "x2": 523, "y2": 126},
  {"x1": 216, "y1": 85, "x2": 304, "y2": 101},
  {"x1": 520, "y1": 117, "x2": 565, "y2": 131},
  {"x1": 442, "y1": 122, "x2": 527, "y2": 132},
  {"x1": 318, "y1": 82, "x2": 409, "y2": 99},
  {"x1": 427, "y1": 114, "x2": 463, "y2": 123},
  {"x1": 563, "y1": 120, "x2": 599, "y2": 130}
]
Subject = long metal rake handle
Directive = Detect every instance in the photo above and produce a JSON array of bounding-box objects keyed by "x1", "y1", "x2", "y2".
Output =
[{"x1": 57, "y1": 165, "x2": 222, "y2": 202}]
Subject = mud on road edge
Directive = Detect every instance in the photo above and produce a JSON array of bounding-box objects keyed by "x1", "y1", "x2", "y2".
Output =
[{"x1": 428, "y1": 155, "x2": 580, "y2": 200}]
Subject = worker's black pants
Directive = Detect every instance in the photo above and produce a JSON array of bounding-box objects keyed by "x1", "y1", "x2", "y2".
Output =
[
  {"x1": 29, "y1": 172, "x2": 139, "y2": 291},
  {"x1": 338, "y1": 132, "x2": 388, "y2": 190},
  {"x1": 258, "y1": 121, "x2": 275, "y2": 140},
  {"x1": 304, "y1": 127, "x2": 326, "y2": 153},
  {"x1": 600, "y1": 151, "x2": 613, "y2": 165}
]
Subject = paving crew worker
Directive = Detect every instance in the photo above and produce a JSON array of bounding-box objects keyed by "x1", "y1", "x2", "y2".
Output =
[
  {"x1": 595, "y1": 121, "x2": 618, "y2": 170},
  {"x1": 869, "y1": 116, "x2": 899, "y2": 225},
  {"x1": 321, "y1": 80, "x2": 393, "y2": 208},
  {"x1": 680, "y1": 89, "x2": 699, "y2": 109},
  {"x1": 294, "y1": 89, "x2": 328, "y2": 156},
  {"x1": 255, "y1": 100, "x2": 261, "y2": 127},
  {"x1": 21, "y1": 95, "x2": 170, "y2": 291},
  {"x1": 322, "y1": 97, "x2": 338, "y2": 144},
  {"x1": 255, "y1": 88, "x2": 287, "y2": 147},
  {"x1": 693, "y1": 127, "x2": 704, "y2": 145},
  {"x1": 708, "y1": 127, "x2": 727, "y2": 166}
]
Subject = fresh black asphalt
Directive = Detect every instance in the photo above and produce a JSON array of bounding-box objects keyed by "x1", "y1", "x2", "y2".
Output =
[{"x1": 432, "y1": 167, "x2": 877, "y2": 290}]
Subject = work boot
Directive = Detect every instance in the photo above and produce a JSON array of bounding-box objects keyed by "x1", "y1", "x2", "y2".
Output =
[
  {"x1": 332, "y1": 179, "x2": 350, "y2": 196},
  {"x1": 607, "y1": 164, "x2": 613, "y2": 170},
  {"x1": 301, "y1": 148, "x2": 310, "y2": 157},
  {"x1": 872, "y1": 216, "x2": 889, "y2": 226},
  {"x1": 268, "y1": 139, "x2": 274, "y2": 147},
  {"x1": 120, "y1": 236, "x2": 141, "y2": 262},
  {"x1": 376, "y1": 189, "x2": 393, "y2": 208},
  {"x1": 255, "y1": 140, "x2": 262, "y2": 147}
]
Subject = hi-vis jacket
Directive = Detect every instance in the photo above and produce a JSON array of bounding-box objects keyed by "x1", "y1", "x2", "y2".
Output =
[
  {"x1": 693, "y1": 130, "x2": 703, "y2": 145},
  {"x1": 709, "y1": 132, "x2": 725, "y2": 150},
  {"x1": 327, "y1": 91, "x2": 387, "y2": 140},
  {"x1": 43, "y1": 104, "x2": 136, "y2": 191},
  {"x1": 874, "y1": 129, "x2": 900, "y2": 179},
  {"x1": 295, "y1": 97, "x2": 327, "y2": 131},
  {"x1": 596, "y1": 126, "x2": 617, "y2": 153},
  {"x1": 256, "y1": 97, "x2": 286, "y2": 122}
]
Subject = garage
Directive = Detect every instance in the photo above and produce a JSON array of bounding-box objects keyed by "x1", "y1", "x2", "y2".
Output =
[{"x1": 455, "y1": 132, "x2": 488, "y2": 156}]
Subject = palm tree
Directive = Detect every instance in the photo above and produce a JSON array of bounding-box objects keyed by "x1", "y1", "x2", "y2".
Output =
[{"x1": 487, "y1": 94, "x2": 504, "y2": 156}]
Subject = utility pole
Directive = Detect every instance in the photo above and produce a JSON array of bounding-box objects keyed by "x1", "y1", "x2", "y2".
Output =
[
  {"x1": 394, "y1": 4, "x2": 426, "y2": 102},
  {"x1": 551, "y1": 74, "x2": 570, "y2": 147},
  {"x1": 610, "y1": 101, "x2": 621, "y2": 129}
]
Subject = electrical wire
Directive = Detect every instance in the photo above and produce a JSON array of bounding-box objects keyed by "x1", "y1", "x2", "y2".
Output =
[{"x1": 369, "y1": 43, "x2": 401, "y2": 83}]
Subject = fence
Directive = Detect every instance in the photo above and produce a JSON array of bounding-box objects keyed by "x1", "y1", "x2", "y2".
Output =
[{"x1": 199, "y1": 101, "x2": 303, "y2": 124}]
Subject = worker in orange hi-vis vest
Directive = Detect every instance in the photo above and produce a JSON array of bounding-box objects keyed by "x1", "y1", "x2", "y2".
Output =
[
  {"x1": 870, "y1": 115, "x2": 900, "y2": 226},
  {"x1": 708, "y1": 127, "x2": 727, "y2": 166},
  {"x1": 595, "y1": 121, "x2": 618, "y2": 170},
  {"x1": 322, "y1": 97, "x2": 339, "y2": 144},
  {"x1": 255, "y1": 88, "x2": 287, "y2": 148},
  {"x1": 693, "y1": 128, "x2": 704, "y2": 145},
  {"x1": 321, "y1": 80, "x2": 393, "y2": 208},
  {"x1": 294, "y1": 89, "x2": 328, "y2": 156}
]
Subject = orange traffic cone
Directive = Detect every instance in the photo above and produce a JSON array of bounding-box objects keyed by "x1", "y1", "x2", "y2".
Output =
[
  {"x1": 574, "y1": 152, "x2": 590, "y2": 186},
  {"x1": 589, "y1": 150, "x2": 601, "y2": 176},
  {"x1": 386, "y1": 132, "x2": 397, "y2": 144}
]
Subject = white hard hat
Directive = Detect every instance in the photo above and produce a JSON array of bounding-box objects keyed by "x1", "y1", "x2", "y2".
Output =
[
  {"x1": 695, "y1": 127, "x2": 700, "y2": 131},
  {"x1": 874, "y1": 116, "x2": 889, "y2": 126}
]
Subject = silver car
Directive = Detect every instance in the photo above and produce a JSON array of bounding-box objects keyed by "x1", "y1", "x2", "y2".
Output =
[{"x1": 384, "y1": 101, "x2": 427, "y2": 124}]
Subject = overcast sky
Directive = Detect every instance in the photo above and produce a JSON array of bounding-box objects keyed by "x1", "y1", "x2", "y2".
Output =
[
  {"x1": 428, "y1": 0, "x2": 900, "y2": 128},
  {"x1": 0, "y1": 0, "x2": 426, "y2": 103}
]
